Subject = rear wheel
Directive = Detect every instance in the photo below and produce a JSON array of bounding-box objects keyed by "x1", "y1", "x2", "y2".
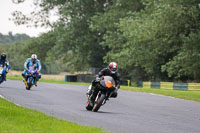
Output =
[{"x1": 92, "y1": 93, "x2": 105, "y2": 112}]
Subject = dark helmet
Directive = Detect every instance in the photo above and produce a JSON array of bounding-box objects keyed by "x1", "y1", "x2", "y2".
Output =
[
  {"x1": 1, "y1": 53, "x2": 6, "y2": 61},
  {"x1": 108, "y1": 62, "x2": 118, "y2": 74}
]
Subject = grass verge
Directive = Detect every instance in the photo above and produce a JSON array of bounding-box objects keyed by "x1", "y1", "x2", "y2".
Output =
[
  {"x1": 7, "y1": 75, "x2": 200, "y2": 102},
  {"x1": 0, "y1": 97, "x2": 107, "y2": 133},
  {"x1": 120, "y1": 86, "x2": 200, "y2": 102},
  {"x1": 7, "y1": 75, "x2": 90, "y2": 86}
]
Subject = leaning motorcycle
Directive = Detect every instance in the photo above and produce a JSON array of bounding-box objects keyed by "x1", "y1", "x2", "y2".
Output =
[
  {"x1": 24, "y1": 67, "x2": 38, "y2": 90},
  {"x1": 86, "y1": 76, "x2": 116, "y2": 112},
  {"x1": 0, "y1": 64, "x2": 7, "y2": 84}
]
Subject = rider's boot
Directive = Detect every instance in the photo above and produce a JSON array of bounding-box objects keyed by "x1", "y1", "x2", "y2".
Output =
[
  {"x1": 110, "y1": 89, "x2": 118, "y2": 98},
  {"x1": 35, "y1": 82, "x2": 37, "y2": 87},
  {"x1": 35, "y1": 77, "x2": 39, "y2": 87}
]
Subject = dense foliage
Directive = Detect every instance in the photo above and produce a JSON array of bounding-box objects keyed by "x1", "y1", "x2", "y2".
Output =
[{"x1": 1, "y1": 0, "x2": 200, "y2": 81}]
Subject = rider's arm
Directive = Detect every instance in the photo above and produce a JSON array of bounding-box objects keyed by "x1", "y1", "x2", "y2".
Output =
[
  {"x1": 37, "y1": 60, "x2": 42, "y2": 71},
  {"x1": 97, "y1": 68, "x2": 107, "y2": 77},
  {"x1": 115, "y1": 73, "x2": 120, "y2": 89},
  {"x1": 5, "y1": 60, "x2": 10, "y2": 70},
  {"x1": 24, "y1": 59, "x2": 29, "y2": 70},
  {"x1": 96, "y1": 68, "x2": 106, "y2": 79}
]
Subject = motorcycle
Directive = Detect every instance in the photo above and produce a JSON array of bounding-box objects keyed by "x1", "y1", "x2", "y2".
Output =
[
  {"x1": 0, "y1": 64, "x2": 7, "y2": 84},
  {"x1": 24, "y1": 67, "x2": 38, "y2": 90},
  {"x1": 86, "y1": 76, "x2": 116, "y2": 112}
]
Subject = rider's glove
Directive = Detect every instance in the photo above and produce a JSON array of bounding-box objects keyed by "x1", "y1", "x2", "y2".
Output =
[
  {"x1": 37, "y1": 70, "x2": 40, "y2": 74},
  {"x1": 96, "y1": 77, "x2": 100, "y2": 82},
  {"x1": 115, "y1": 87, "x2": 119, "y2": 91}
]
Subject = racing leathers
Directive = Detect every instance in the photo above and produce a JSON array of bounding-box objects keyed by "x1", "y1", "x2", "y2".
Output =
[
  {"x1": 22, "y1": 58, "x2": 42, "y2": 81},
  {"x1": 89, "y1": 68, "x2": 120, "y2": 103},
  {"x1": 0, "y1": 58, "x2": 10, "y2": 81}
]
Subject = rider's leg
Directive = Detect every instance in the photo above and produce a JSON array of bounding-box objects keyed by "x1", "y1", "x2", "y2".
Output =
[
  {"x1": 87, "y1": 80, "x2": 97, "y2": 95},
  {"x1": 4, "y1": 74, "x2": 6, "y2": 81},
  {"x1": 36, "y1": 74, "x2": 41, "y2": 81},
  {"x1": 89, "y1": 86, "x2": 99, "y2": 106},
  {"x1": 22, "y1": 70, "x2": 28, "y2": 81},
  {"x1": 35, "y1": 74, "x2": 41, "y2": 86},
  {"x1": 110, "y1": 89, "x2": 118, "y2": 98}
]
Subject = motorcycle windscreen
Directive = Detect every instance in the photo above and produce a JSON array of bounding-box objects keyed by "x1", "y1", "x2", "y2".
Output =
[{"x1": 104, "y1": 76, "x2": 115, "y2": 88}]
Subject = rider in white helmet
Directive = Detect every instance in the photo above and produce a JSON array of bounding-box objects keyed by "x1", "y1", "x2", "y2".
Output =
[{"x1": 22, "y1": 54, "x2": 42, "y2": 86}]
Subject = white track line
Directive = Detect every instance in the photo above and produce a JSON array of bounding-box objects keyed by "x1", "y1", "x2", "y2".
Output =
[
  {"x1": 149, "y1": 93, "x2": 175, "y2": 99},
  {"x1": 0, "y1": 94, "x2": 5, "y2": 99},
  {"x1": 0, "y1": 94, "x2": 21, "y2": 106}
]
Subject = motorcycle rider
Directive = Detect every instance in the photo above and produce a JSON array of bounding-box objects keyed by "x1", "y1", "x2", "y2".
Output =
[
  {"x1": 0, "y1": 53, "x2": 10, "y2": 81},
  {"x1": 22, "y1": 54, "x2": 41, "y2": 86},
  {"x1": 88, "y1": 62, "x2": 120, "y2": 106}
]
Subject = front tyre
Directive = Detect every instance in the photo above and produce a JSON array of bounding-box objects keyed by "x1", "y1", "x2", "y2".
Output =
[
  {"x1": 86, "y1": 100, "x2": 93, "y2": 111},
  {"x1": 92, "y1": 93, "x2": 106, "y2": 112},
  {"x1": 26, "y1": 78, "x2": 33, "y2": 90}
]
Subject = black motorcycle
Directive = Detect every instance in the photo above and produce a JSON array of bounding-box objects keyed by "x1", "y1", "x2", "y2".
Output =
[{"x1": 86, "y1": 76, "x2": 116, "y2": 112}]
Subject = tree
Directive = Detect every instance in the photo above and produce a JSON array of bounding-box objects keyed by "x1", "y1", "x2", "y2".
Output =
[
  {"x1": 104, "y1": 0, "x2": 200, "y2": 81},
  {"x1": 9, "y1": 0, "x2": 200, "y2": 81}
]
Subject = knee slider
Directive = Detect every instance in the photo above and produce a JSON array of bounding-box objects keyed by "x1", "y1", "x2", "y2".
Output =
[{"x1": 111, "y1": 91, "x2": 118, "y2": 98}]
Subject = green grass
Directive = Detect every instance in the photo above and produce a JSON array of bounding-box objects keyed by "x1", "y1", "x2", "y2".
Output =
[
  {"x1": 7, "y1": 75, "x2": 200, "y2": 102},
  {"x1": 120, "y1": 86, "x2": 200, "y2": 102},
  {"x1": 3, "y1": 75, "x2": 200, "y2": 133},
  {"x1": 7, "y1": 75, "x2": 90, "y2": 86},
  {"x1": 0, "y1": 98, "x2": 107, "y2": 133}
]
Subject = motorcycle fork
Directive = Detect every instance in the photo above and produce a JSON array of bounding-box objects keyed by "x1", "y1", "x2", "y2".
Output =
[
  {"x1": 95, "y1": 91, "x2": 107, "y2": 106},
  {"x1": 94, "y1": 91, "x2": 101, "y2": 105},
  {"x1": 95, "y1": 91, "x2": 101, "y2": 102},
  {"x1": 24, "y1": 80, "x2": 28, "y2": 88}
]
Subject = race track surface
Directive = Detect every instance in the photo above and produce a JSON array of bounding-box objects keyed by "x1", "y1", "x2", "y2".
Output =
[{"x1": 0, "y1": 80, "x2": 200, "y2": 133}]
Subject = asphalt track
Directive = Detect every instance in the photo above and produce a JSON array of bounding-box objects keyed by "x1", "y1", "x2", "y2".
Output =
[{"x1": 0, "y1": 80, "x2": 200, "y2": 133}]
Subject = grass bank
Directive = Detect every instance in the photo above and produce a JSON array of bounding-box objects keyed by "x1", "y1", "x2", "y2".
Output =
[
  {"x1": 120, "y1": 86, "x2": 200, "y2": 102},
  {"x1": 0, "y1": 98, "x2": 107, "y2": 133},
  {"x1": 7, "y1": 75, "x2": 200, "y2": 102},
  {"x1": 7, "y1": 75, "x2": 90, "y2": 86}
]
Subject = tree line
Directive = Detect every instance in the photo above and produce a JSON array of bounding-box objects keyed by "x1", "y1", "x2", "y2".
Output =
[
  {"x1": 1, "y1": 0, "x2": 200, "y2": 82},
  {"x1": 0, "y1": 32, "x2": 30, "y2": 44}
]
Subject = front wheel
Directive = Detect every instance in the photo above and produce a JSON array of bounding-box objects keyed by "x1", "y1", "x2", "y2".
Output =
[
  {"x1": 86, "y1": 99, "x2": 93, "y2": 111},
  {"x1": 92, "y1": 93, "x2": 106, "y2": 112},
  {"x1": 26, "y1": 78, "x2": 33, "y2": 90}
]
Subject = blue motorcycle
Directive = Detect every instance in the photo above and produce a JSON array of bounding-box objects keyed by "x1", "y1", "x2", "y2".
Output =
[
  {"x1": 0, "y1": 64, "x2": 7, "y2": 84},
  {"x1": 24, "y1": 67, "x2": 38, "y2": 90}
]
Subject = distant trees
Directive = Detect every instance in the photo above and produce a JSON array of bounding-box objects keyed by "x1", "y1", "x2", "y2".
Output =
[{"x1": 0, "y1": 32, "x2": 30, "y2": 44}]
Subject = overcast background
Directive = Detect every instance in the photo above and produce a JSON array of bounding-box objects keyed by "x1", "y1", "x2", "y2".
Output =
[{"x1": 0, "y1": 0, "x2": 55, "y2": 37}]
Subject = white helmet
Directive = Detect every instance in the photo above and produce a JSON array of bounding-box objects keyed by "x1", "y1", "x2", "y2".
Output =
[{"x1": 31, "y1": 54, "x2": 37, "y2": 60}]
